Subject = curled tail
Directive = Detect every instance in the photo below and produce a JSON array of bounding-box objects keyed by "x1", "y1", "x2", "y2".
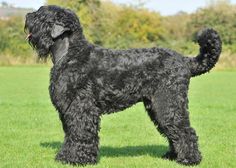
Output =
[{"x1": 186, "y1": 28, "x2": 222, "y2": 77}]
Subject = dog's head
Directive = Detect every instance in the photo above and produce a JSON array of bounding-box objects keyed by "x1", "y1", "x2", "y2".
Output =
[{"x1": 25, "y1": 5, "x2": 82, "y2": 58}]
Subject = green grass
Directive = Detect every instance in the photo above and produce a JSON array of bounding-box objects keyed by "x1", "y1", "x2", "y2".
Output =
[{"x1": 0, "y1": 66, "x2": 235, "y2": 168}]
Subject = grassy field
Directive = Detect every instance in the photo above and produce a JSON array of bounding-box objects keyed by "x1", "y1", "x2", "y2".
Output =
[{"x1": 0, "y1": 66, "x2": 235, "y2": 168}]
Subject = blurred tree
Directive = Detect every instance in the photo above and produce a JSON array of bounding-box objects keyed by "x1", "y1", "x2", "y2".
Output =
[
  {"x1": 0, "y1": 16, "x2": 32, "y2": 58},
  {"x1": 1, "y1": 1, "x2": 8, "y2": 7},
  {"x1": 47, "y1": 0, "x2": 166, "y2": 49},
  {"x1": 1, "y1": 0, "x2": 236, "y2": 65},
  {"x1": 162, "y1": 11, "x2": 191, "y2": 41},
  {"x1": 109, "y1": 6, "x2": 166, "y2": 48},
  {"x1": 187, "y1": 0, "x2": 236, "y2": 45}
]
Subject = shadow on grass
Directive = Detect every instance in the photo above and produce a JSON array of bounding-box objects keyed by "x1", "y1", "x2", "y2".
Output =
[{"x1": 40, "y1": 141, "x2": 167, "y2": 158}]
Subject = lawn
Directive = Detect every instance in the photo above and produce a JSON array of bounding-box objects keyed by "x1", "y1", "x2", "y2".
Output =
[{"x1": 0, "y1": 66, "x2": 235, "y2": 168}]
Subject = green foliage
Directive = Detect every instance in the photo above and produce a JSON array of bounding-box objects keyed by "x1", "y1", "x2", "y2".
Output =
[
  {"x1": 162, "y1": 12, "x2": 191, "y2": 41},
  {"x1": 0, "y1": 16, "x2": 33, "y2": 59},
  {"x1": 0, "y1": 0, "x2": 236, "y2": 67},
  {"x1": 187, "y1": 1, "x2": 236, "y2": 45},
  {"x1": 99, "y1": 4, "x2": 166, "y2": 49},
  {"x1": 46, "y1": 0, "x2": 165, "y2": 49}
]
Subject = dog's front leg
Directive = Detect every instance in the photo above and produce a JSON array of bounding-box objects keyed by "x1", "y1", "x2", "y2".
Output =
[{"x1": 55, "y1": 96, "x2": 101, "y2": 165}]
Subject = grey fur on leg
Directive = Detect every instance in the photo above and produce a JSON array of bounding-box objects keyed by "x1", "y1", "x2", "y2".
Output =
[{"x1": 25, "y1": 5, "x2": 221, "y2": 166}]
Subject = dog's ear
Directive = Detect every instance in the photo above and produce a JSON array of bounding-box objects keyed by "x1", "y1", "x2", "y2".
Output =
[{"x1": 51, "y1": 24, "x2": 70, "y2": 39}]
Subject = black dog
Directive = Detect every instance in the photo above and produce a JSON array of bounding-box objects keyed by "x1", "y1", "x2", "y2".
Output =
[{"x1": 25, "y1": 5, "x2": 221, "y2": 166}]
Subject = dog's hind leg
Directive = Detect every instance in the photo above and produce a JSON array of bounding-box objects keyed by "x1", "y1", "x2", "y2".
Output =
[
  {"x1": 55, "y1": 96, "x2": 101, "y2": 165},
  {"x1": 143, "y1": 80, "x2": 202, "y2": 165},
  {"x1": 143, "y1": 98, "x2": 177, "y2": 160}
]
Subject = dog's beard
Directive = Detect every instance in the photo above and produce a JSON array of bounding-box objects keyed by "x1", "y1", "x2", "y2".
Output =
[
  {"x1": 29, "y1": 36, "x2": 50, "y2": 58},
  {"x1": 26, "y1": 30, "x2": 54, "y2": 58}
]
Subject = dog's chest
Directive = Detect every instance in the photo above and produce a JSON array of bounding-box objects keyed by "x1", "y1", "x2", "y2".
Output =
[{"x1": 49, "y1": 67, "x2": 78, "y2": 111}]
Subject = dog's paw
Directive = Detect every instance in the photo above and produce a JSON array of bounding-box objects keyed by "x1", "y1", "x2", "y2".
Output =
[
  {"x1": 55, "y1": 151, "x2": 72, "y2": 165},
  {"x1": 55, "y1": 150, "x2": 97, "y2": 165},
  {"x1": 176, "y1": 153, "x2": 202, "y2": 166},
  {"x1": 176, "y1": 158, "x2": 201, "y2": 166},
  {"x1": 162, "y1": 151, "x2": 177, "y2": 161}
]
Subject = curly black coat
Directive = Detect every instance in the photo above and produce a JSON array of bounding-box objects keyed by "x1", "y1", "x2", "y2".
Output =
[{"x1": 25, "y1": 5, "x2": 222, "y2": 166}]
